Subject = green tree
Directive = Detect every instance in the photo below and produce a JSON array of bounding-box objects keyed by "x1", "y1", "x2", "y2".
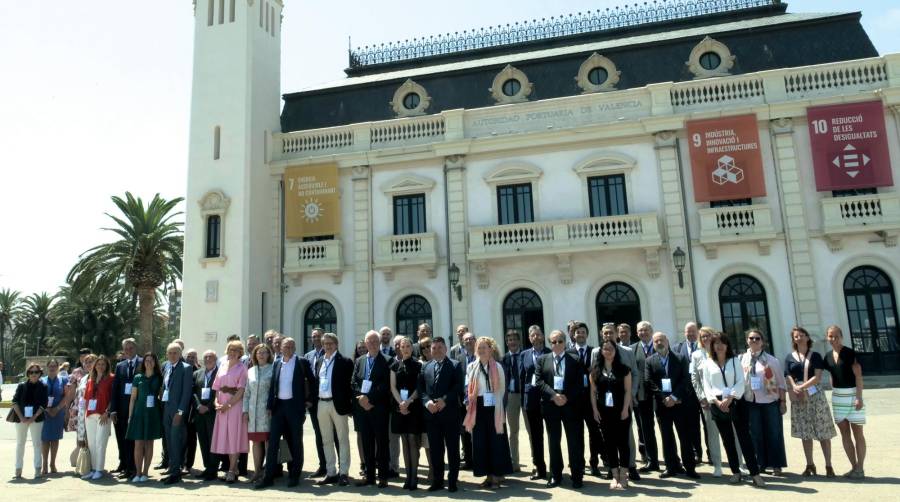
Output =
[
  {"x1": 51, "y1": 282, "x2": 139, "y2": 360},
  {"x1": 16, "y1": 292, "x2": 57, "y2": 357},
  {"x1": 67, "y1": 192, "x2": 184, "y2": 355},
  {"x1": 0, "y1": 288, "x2": 22, "y2": 370}
]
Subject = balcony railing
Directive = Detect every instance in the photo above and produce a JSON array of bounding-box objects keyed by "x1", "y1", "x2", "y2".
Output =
[
  {"x1": 374, "y1": 232, "x2": 439, "y2": 279},
  {"x1": 822, "y1": 193, "x2": 900, "y2": 250},
  {"x1": 698, "y1": 204, "x2": 777, "y2": 257},
  {"x1": 283, "y1": 239, "x2": 343, "y2": 283}
]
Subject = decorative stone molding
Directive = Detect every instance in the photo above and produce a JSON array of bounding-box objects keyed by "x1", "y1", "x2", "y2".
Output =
[
  {"x1": 351, "y1": 165, "x2": 370, "y2": 180},
  {"x1": 556, "y1": 254, "x2": 573, "y2": 284},
  {"x1": 575, "y1": 53, "x2": 621, "y2": 93},
  {"x1": 654, "y1": 130, "x2": 677, "y2": 148},
  {"x1": 199, "y1": 189, "x2": 231, "y2": 215},
  {"x1": 390, "y1": 79, "x2": 431, "y2": 118},
  {"x1": 205, "y1": 280, "x2": 219, "y2": 302},
  {"x1": 198, "y1": 190, "x2": 230, "y2": 268},
  {"x1": 445, "y1": 154, "x2": 466, "y2": 171},
  {"x1": 572, "y1": 152, "x2": 637, "y2": 178},
  {"x1": 489, "y1": 65, "x2": 533, "y2": 104},
  {"x1": 380, "y1": 173, "x2": 436, "y2": 195},
  {"x1": 474, "y1": 262, "x2": 489, "y2": 289},
  {"x1": 686, "y1": 36, "x2": 735, "y2": 79},
  {"x1": 770, "y1": 117, "x2": 794, "y2": 135},
  {"x1": 483, "y1": 162, "x2": 542, "y2": 185},
  {"x1": 644, "y1": 248, "x2": 661, "y2": 279}
]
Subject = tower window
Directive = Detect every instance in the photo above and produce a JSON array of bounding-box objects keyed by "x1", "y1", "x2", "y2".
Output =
[
  {"x1": 207, "y1": 0, "x2": 214, "y2": 26},
  {"x1": 206, "y1": 215, "x2": 221, "y2": 258},
  {"x1": 218, "y1": 0, "x2": 225, "y2": 24},
  {"x1": 229, "y1": 0, "x2": 235, "y2": 22},
  {"x1": 213, "y1": 126, "x2": 221, "y2": 160}
]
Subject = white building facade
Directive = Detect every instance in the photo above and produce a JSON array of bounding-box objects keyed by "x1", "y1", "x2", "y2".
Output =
[{"x1": 181, "y1": 0, "x2": 900, "y2": 373}]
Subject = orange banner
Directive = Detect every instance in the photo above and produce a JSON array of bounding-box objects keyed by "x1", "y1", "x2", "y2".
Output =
[
  {"x1": 686, "y1": 114, "x2": 766, "y2": 202},
  {"x1": 284, "y1": 164, "x2": 341, "y2": 239}
]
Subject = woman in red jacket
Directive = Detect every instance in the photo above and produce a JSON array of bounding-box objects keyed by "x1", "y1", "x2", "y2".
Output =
[{"x1": 82, "y1": 355, "x2": 115, "y2": 481}]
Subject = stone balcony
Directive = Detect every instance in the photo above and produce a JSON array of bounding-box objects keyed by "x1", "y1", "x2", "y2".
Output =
[
  {"x1": 467, "y1": 213, "x2": 662, "y2": 286},
  {"x1": 821, "y1": 193, "x2": 900, "y2": 251},
  {"x1": 374, "y1": 232, "x2": 439, "y2": 280},
  {"x1": 698, "y1": 204, "x2": 778, "y2": 258},
  {"x1": 283, "y1": 239, "x2": 343, "y2": 284}
]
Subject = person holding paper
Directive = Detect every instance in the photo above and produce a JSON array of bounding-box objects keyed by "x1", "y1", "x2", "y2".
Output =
[
  {"x1": 701, "y1": 332, "x2": 764, "y2": 487},
  {"x1": 590, "y1": 339, "x2": 633, "y2": 490},
  {"x1": 535, "y1": 329, "x2": 585, "y2": 488},
  {"x1": 388, "y1": 336, "x2": 423, "y2": 490},
  {"x1": 785, "y1": 326, "x2": 836, "y2": 477},
  {"x1": 313, "y1": 332, "x2": 354, "y2": 487},
  {"x1": 519, "y1": 325, "x2": 548, "y2": 481},
  {"x1": 210, "y1": 340, "x2": 249, "y2": 484},
  {"x1": 13, "y1": 363, "x2": 48, "y2": 479},
  {"x1": 192, "y1": 350, "x2": 220, "y2": 480},
  {"x1": 40, "y1": 358, "x2": 69, "y2": 476},
  {"x1": 353, "y1": 330, "x2": 393, "y2": 487},
  {"x1": 82, "y1": 355, "x2": 114, "y2": 481},
  {"x1": 243, "y1": 343, "x2": 274, "y2": 483},
  {"x1": 740, "y1": 330, "x2": 787, "y2": 477},
  {"x1": 644, "y1": 332, "x2": 700, "y2": 479},
  {"x1": 111, "y1": 338, "x2": 141, "y2": 479},
  {"x1": 125, "y1": 352, "x2": 163, "y2": 482}
]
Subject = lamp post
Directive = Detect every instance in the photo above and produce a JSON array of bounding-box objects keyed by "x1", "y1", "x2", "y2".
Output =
[
  {"x1": 673, "y1": 247, "x2": 686, "y2": 289},
  {"x1": 448, "y1": 262, "x2": 463, "y2": 301}
]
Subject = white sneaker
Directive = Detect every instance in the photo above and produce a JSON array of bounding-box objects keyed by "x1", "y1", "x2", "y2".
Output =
[
  {"x1": 91, "y1": 471, "x2": 103, "y2": 480},
  {"x1": 140, "y1": 475, "x2": 149, "y2": 482},
  {"x1": 81, "y1": 471, "x2": 94, "y2": 480},
  {"x1": 132, "y1": 475, "x2": 142, "y2": 483},
  {"x1": 713, "y1": 466, "x2": 723, "y2": 477}
]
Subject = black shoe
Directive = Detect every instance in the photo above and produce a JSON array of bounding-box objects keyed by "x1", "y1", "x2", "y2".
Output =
[
  {"x1": 590, "y1": 465, "x2": 602, "y2": 477},
  {"x1": 660, "y1": 470, "x2": 679, "y2": 479},
  {"x1": 311, "y1": 467, "x2": 328, "y2": 478},
  {"x1": 338, "y1": 474, "x2": 350, "y2": 486},
  {"x1": 163, "y1": 475, "x2": 182, "y2": 485},
  {"x1": 358, "y1": 469, "x2": 367, "y2": 478},
  {"x1": 605, "y1": 469, "x2": 614, "y2": 480},
  {"x1": 287, "y1": 477, "x2": 300, "y2": 488},
  {"x1": 427, "y1": 483, "x2": 444, "y2": 492},
  {"x1": 447, "y1": 482, "x2": 458, "y2": 493},
  {"x1": 112, "y1": 465, "x2": 124, "y2": 474},
  {"x1": 639, "y1": 462, "x2": 660, "y2": 473},
  {"x1": 546, "y1": 478, "x2": 561, "y2": 488},
  {"x1": 254, "y1": 479, "x2": 274, "y2": 490},
  {"x1": 356, "y1": 478, "x2": 376, "y2": 487},
  {"x1": 388, "y1": 469, "x2": 400, "y2": 479},
  {"x1": 202, "y1": 470, "x2": 218, "y2": 481},
  {"x1": 572, "y1": 478, "x2": 584, "y2": 489},
  {"x1": 529, "y1": 472, "x2": 547, "y2": 481},
  {"x1": 460, "y1": 462, "x2": 472, "y2": 471},
  {"x1": 316, "y1": 475, "x2": 339, "y2": 485},
  {"x1": 378, "y1": 479, "x2": 389, "y2": 488},
  {"x1": 685, "y1": 470, "x2": 701, "y2": 480},
  {"x1": 153, "y1": 463, "x2": 168, "y2": 471},
  {"x1": 628, "y1": 467, "x2": 641, "y2": 481}
]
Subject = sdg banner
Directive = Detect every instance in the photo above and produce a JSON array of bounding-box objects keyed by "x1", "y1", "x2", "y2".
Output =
[
  {"x1": 284, "y1": 164, "x2": 341, "y2": 239},
  {"x1": 807, "y1": 100, "x2": 893, "y2": 191},
  {"x1": 686, "y1": 114, "x2": 766, "y2": 202}
]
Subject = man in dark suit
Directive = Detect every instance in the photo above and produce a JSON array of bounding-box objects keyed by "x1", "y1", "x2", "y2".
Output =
[
  {"x1": 535, "y1": 329, "x2": 585, "y2": 488},
  {"x1": 645, "y1": 332, "x2": 700, "y2": 479},
  {"x1": 502, "y1": 329, "x2": 525, "y2": 472},
  {"x1": 447, "y1": 324, "x2": 469, "y2": 359},
  {"x1": 378, "y1": 326, "x2": 396, "y2": 357},
  {"x1": 353, "y1": 330, "x2": 393, "y2": 487},
  {"x1": 453, "y1": 331, "x2": 477, "y2": 470},
  {"x1": 304, "y1": 327, "x2": 329, "y2": 477},
  {"x1": 571, "y1": 321, "x2": 603, "y2": 476},
  {"x1": 192, "y1": 350, "x2": 220, "y2": 480},
  {"x1": 673, "y1": 321, "x2": 705, "y2": 465},
  {"x1": 110, "y1": 338, "x2": 141, "y2": 479},
  {"x1": 256, "y1": 337, "x2": 315, "y2": 489},
  {"x1": 418, "y1": 336, "x2": 462, "y2": 493},
  {"x1": 161, "y1": 343, "x2": 194, "y2": 485},
  {"x1": 630, "y1": 321, "x2": 660, "y2": 472},
  {"x1": 520, "y1": 325, "x2": 548, "y2": 480},
  {"x1": 313, "y1": 332, "x2": 354, "y2": 486}
]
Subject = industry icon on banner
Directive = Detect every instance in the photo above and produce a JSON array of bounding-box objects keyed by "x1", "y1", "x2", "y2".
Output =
[
  {"x1": 711, "y1": 155, "x2": 744, "y2": 185},
  {"x1": 832, "y1": 144, "x2": 870, "y2": 179}
]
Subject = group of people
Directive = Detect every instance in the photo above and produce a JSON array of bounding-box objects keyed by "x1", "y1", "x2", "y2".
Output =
[{"x1": 8, "y1": 320, "x2": 868, "y2": 493}]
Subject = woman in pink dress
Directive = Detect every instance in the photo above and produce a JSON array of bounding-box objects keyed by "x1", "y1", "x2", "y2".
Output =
[{"x1": 211, "y1": 340, "x2": 249, "y2": 483}]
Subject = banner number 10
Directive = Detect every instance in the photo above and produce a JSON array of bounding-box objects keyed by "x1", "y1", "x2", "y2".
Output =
[{"x1": 811, "y1": 119, "x2": 828, "y2": 135}]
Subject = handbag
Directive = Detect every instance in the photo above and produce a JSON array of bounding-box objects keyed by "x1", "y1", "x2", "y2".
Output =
[
  {"x1": 6, "y1": 407, "x2": 19, "y2": 423},
  {"x1": 75, "y1": 446, "x2": 92, "y2": 475},
  {"x1": 277, "y1": 438, "x2": 292, "y2": 463}
]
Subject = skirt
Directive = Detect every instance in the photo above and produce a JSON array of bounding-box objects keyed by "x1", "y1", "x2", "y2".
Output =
[
  {"x1": 790, "y1": 389, "x2": 837, "y2": 441},
  {"x1": 248, "y1": 432, "x2": 269, "y2": 442},
  {"x1": 831, "y1": 387, "x2": 866, "y2": 425},
  {"x1": 471, "y1": 397, "x2": 513, "y2": 478}
]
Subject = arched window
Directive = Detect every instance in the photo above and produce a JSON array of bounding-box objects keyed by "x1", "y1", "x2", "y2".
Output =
[
  {"x1": 396, "y1": 295, "x2": 432, "y2": 342},
  {"x1": 596, "y1": 282, "x2": 641, "y2": 339},
  {"x1": 303, "y1": 300, "x2": 337, "y2": 354},
  {"x1": 843, "y1": 266, "x2": 899, "y2": 373},
  {"x1": 502, "y1": 289, "x2": 543, "y2": 351},
  {"x1": 719, "y1": 274, "x2": 770, "y2": 349}
]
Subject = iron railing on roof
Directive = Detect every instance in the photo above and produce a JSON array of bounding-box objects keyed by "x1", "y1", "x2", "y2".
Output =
[{"x1": 348, "y1": 0, "x2": 778, "y2": 68}]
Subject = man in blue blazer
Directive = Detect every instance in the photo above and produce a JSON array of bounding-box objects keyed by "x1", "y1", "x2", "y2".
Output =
[
  {"x1": 352, "y1": 330, "x2": 393, "y2": 488},
  {"x1": 519, "y1": 325, "x2": 549, "y2": 481},
  {"x1": 160, "y1": 343, "x2": 194, "y2": 485},
  {"x1": 672, "y1": 322, "x2": 705, "y2": 465},
  {"x1": 111, "y1": 338, "x2": 141, "y2": 479},
  {"x1": 418, "y1": 336, "x2": 462, "y2": 493},
  {"x1": 303, "y1": 328, "x2": 329, "y2": 477}
]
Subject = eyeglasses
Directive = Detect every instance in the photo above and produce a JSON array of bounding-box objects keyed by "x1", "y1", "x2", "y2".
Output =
[
  {"x1": 748, "y1": 337, "x2": 762, "y2": 342},
  {"x1": 27, "y1": 370, "x2": 41, "y2": 375},
  {"x1": 550, "y1": 340, "x2": 566, "y2": 345}
]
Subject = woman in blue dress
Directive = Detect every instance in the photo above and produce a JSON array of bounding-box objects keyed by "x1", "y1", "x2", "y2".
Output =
[{"x1": 41, "y1": 359, "x2": 70, "y2": 475}]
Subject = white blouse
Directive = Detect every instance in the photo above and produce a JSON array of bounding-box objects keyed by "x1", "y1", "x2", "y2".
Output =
[{"x1": 701, "y1": 356, "x2": 746, "y2": 402}]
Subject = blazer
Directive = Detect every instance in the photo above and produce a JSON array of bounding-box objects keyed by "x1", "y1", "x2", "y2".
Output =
[
  {"x1": 644, "y1": 350, "x2": 690, "y2": 405},
  {"x1": 520, "y1": 346, "x2": 549, "y2": 410},
  {"x1": 315, "y1": 351, "x2": 354, "y2": 416},
  {"x1": 163, "y1": 359, "x2": 194, "y2": 416},
  {"x1": 351, "y1": 352, "x2": 392, "y2": 409},
  {"x1": 673, "y1": 341, "x2": 701, "y2": 402},
  {"x1": 501, "y1": 351, "x2": 523, "y2": 394},
  {"x1": 111, "y1": 356, "x2": 142, "y2": 415},
  {"x1": 417, "y1": 357, "x2": 462, "y2": 418},
  {"x1": 630, "y1": 340, "x2": 656, "y2": 401},
  {"x1": 191, "y1": 366, "x2": 218, "y2": 420},
  {"x1": 700, "y1": 356, "x2": 746, "y2": 402},
  {"x1": 570, "y1": 344, "x2": 593, "y2": 390},
  {"x1": 266, "y1": 354, "x2": 315, "y2": 411},
  {"x1": 304, "y1": 347, "x2": 324, "y2": 368},
  {"x1": 591, "y1": 344, "x2": 639, "y2": 401},
  {"x1": 535, "y1": 350, "x2": 584, "y2": 407}
]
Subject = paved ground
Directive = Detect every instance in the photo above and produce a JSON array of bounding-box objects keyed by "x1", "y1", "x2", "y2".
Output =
[{"x1": 2, "y1": 387, "x2": 899, "y2": 501}]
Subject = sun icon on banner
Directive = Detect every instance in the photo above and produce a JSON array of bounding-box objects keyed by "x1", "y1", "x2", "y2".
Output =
[{"x1": 302, "y1": 198, "x2": 324, "y2": 223}]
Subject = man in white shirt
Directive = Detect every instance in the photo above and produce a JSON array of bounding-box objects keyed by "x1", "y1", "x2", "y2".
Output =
[
  {"x1": 379, "y1": 327, "x2": 395, "y2": 357},
  {"x1": 313, "y1": 333, "x2": 353, "y2": 486}
]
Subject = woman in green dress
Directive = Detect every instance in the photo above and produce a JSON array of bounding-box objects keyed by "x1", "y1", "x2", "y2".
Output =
[{"x1": 126, "y1": 352, "x2": 163, "y2": 483}]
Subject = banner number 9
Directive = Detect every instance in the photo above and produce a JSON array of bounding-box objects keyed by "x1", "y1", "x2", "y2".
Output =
[{"x1": 692, "y1": 133, "x2": 702, "y2": 147}]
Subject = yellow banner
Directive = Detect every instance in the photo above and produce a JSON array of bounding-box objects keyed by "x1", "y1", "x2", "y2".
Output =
[{"x1": 284, "y1": 164, "x2": 341, "y2": 239}]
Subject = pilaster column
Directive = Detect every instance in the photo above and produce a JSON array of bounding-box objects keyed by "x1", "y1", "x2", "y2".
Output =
[
  {"x1": 445, "y1": 155, "x2": 471, "y2": 332},
  {"x1": 770, "y1": 118, "x2": 822, "y2": 334},
  {"x1": 655, "y1": 131, "x2": 697, "y2": 330},
  {"x1": 272, "y1": 174, "x2": 283, "y2": 330},
  {"x1": 352, "y1": 165, "x2": 373, "y2": 336}
]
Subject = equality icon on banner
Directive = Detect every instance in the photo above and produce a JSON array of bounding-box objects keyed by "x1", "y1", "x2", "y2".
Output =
[
  {"x1": 711, "y1": 155, "x2": 745, "y2": 185},
  {"x1": 831, "y1": 144, "x2": 870, "y2": 178}
]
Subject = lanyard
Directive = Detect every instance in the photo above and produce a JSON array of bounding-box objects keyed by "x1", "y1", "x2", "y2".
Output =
[
  {"x1": 480, "y1": 363, "x2": 492, "y2": 392},
  {"x1": 554, "y1": 356, "x2": 564, "y2": 376},
  {"x1": 205, "y1": 370, "x2": 213, "y2": 388},
  {"x1": 365, "y1": 356, "x2": 375, "y2": 379},
  {"x1": 718, "y1": 359, "x2": 733, "y2": 387},
  {"x1": 660, "y1": 355, "x2": 669, "y2": 376},
  {"x1": 321, "y1": 356, "x2": 335, "y2": 380}
]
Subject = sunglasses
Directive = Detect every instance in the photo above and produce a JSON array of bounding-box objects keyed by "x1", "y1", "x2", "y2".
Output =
[
  {"x1": 27, "y1": 370, "x2": 41, "y2": 375},
  {"x1": 748, "y1": 337, "x2": 762, "y2": 341},
  {"x1": 550, "y1": 340, "x2": 566, "y2": 345}
]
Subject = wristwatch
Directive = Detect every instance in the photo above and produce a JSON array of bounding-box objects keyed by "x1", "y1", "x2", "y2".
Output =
[{"x1": 177, "y1": 410, "x2": 184, "y2": 416}]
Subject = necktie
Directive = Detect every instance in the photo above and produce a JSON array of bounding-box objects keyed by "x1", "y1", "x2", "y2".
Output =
[
  {"x1": 579, "y1": 348, "x2": 585, "y2": 364},
  {"x1": 433, "y1": 361, "x2": 442, "y2": 386},
  {"x1": 690, "y1": 342, "x2": 696, "y2": 353},
  {"x1": 555, "y1": 356, "x2": 563, "y2": 376}
]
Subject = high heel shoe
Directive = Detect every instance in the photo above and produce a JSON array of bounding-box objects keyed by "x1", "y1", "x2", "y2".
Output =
[
  {"x1": 825, "y1": 466, "x2": 836, "y2": 478},
  {"x1": 802, "y1": 465, "x2": 817, "y2": 477}
]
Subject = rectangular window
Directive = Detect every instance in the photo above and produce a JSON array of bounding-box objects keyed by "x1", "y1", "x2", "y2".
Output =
[
  {"x1": 302, "y1": 235, "x2": 334, "y2": 242},
  {"x1": 207, "y1": 0, "x2": 214, "y2": 26},
  {"x1": 832, "y1": 187, "x2": 877, "y2": 197},
  {"x1": 497, "y1": 183, "x2": 534, "y2": 225},
  {"x1": 206, "y1": 215, "x2": 221, "y2": 258},
  {"x1": 393, "y1": 194, "x2": 426, "y2": 235},
  {"x1": 710, "y1": 198, "x2": 752, "y2": 208},
  {"x1": 229, "y1": 0, "x2": 235, "y2": 22},
  {"x1": 218, "y1": 0, "x2": 225, "y2": 24},
  {"x1": 213, "y1": 126, "x2": 221, "y2": 160},
  {"x1": 588, "y1": 174, "x2": 628, "y2": 217}
]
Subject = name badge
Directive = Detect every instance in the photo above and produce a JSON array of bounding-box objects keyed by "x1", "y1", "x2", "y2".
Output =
[
  {"x1": 124, "y1": 383, "x2": 133, "y2": 395},
  {"x1": 807, "y1": 385, "x2": 818, "y2": 396},
  {"x1": 162, "y1": 390, "x2": 170, "y2": 402},
  {"x1": 146, "y1": 395, "x2": 155, "y2": 408},
  {"x1": 361, "y1": 379, "x2": 372, "y2": 394},
  {"x1": 553, "y1": 376, "x2": 564, "y2": 391},
  {"x1": 88, "y1": 399, "x2": 98, "y2": 411},
  {"x1": 400, "y1": 389, "x2": 409, "y2": 401},
  {"x1": 24, "y1": 406, "x2": 34, "y2": 418},
  {"x1": 531, "y1": 374, "x2": 538, "y2": 386},
  {"x1": 201, "y1": 387, "x2": 211, "y2": 400},
  {"x1": 464, "y1": 374, "x2": 470, "y2": 386},
  {"x1": 583, "y1": 375, "x2": 589, "y2": 387},
  {"x1": 723, "y1": 387, "x2": 734, "y2": 397},
  {"x1": 78, "y1": 399, "x2": 86, "y2": 411},
  {"x1": 483, "y1": 392, "x2": 496, "y2": 407},
  {"x1": 48, "y1": 397, "x2": 55, "y2": 408},
  {"x1": 319, "y1": 378, "x2": 330, "y2": 393},
  {"x1": 661, "y1": 378, "x2": 672, "y2": 393},
  {"x1": 508, "y1": 378, "x2": 516, "y2": 392},
  {"x1": 605, "y1": 391, "x2": 615, "y2": 408},
  {"x1": 750, "y1": 376, "x2": 762, "y2": 391}
]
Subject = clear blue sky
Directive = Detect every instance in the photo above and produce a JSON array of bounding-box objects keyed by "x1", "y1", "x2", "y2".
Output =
[{"x1": 1, "y1": 0, "x2": 898, "y2": 296}]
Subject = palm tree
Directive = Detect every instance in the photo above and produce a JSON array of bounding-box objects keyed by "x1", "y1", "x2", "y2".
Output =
[
  {"x1": 16, "y1": 292, "x2": 57, "y2": 356},
  {"x1": 52, "y1": 282, "x2": 139, "y2": 359},
  {"x1": 68, "y1": 193, "x2": 184, "y2": 354},
  {"x1": 0, "y1": 288, "x2": 22, "y2": 368}
]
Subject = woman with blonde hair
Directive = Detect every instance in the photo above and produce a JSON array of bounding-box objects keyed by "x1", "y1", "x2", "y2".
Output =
[
  {"x1": 823, "y1": 325, "x2": 867, "y2": 479},
  {"x1": 243, "y1": 343, "x2": 274, "y2": 482},
  {"x1": 212, "y1": 340, "x2": 249, "y2": 483},
  {"x1": 463, "y1": 336, "x2": 513, "y2": 489}
]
